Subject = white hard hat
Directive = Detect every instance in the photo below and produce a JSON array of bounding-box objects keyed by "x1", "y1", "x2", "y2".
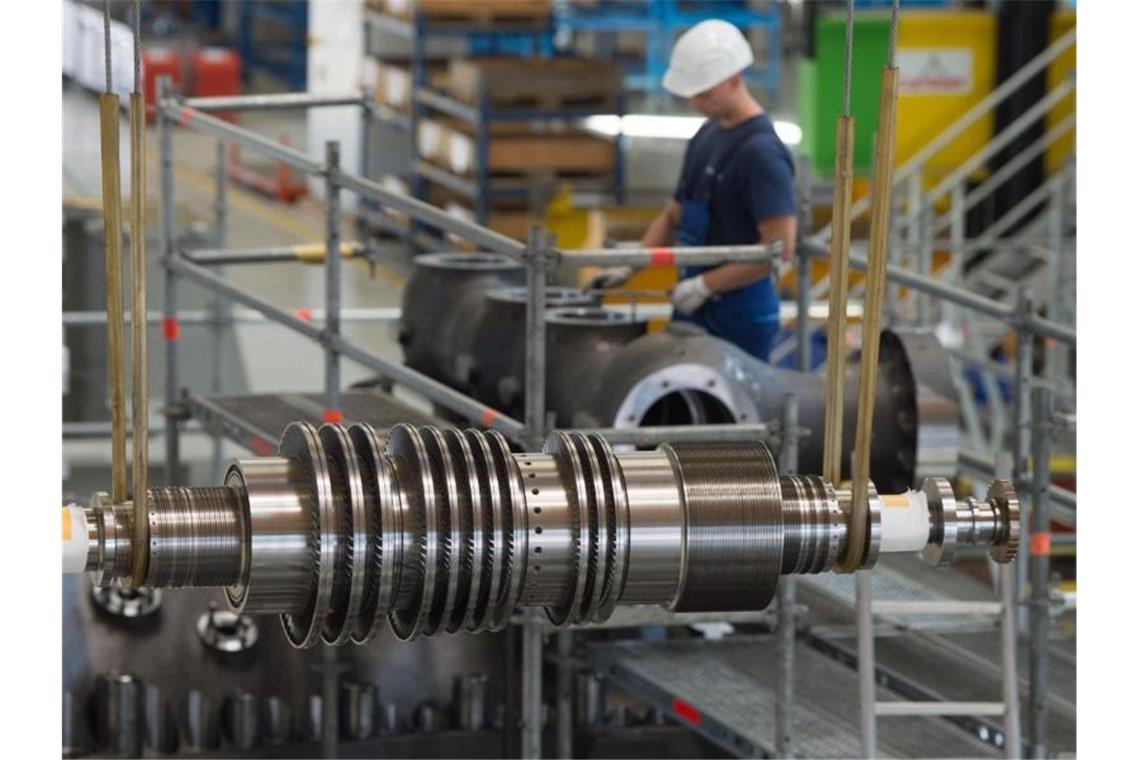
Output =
[{"x1": 662, "y1": 19, "x2": 755, "y2": 98}]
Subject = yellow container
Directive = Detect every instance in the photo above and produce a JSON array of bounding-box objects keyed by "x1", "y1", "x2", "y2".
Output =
[
  {"x1": 1045, "y1": 9, "x2": 1076, "y2": 174},
  {"x1": 894, "y1": 10, "x2": 997, "y2": 183}
]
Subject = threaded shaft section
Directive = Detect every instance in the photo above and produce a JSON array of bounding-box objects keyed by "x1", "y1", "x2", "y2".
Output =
[
  {"x1": 146, "y1": 487, "x2": 246, "y2": 588},
  {"x1": 779, "y1": 475, "x2": 844, "y2": 574},
  {"x1": 662, "y1": 441, "x2": 784, "y2": 613}
]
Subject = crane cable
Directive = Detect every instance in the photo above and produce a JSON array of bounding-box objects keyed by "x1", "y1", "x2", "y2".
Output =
[
  {"x1": 99, "y1": 0, "x2": 127, "y2": 509},
  {"x1": 841, "y1": 0, "x2": 902, "y2": 575},
  {"x1": 99, "y1": 0, "x2": 150, "y2": 586},
  {"x1": 820, "y1": 0, "x2": 857, "y2": 526},
  {"x1": 128, "y1": 0, "x2": 150, "y2": 587}
]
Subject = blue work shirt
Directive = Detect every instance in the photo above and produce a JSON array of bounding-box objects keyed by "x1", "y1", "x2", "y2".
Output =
[
  {"x1": 674, "y1": 112, "x2": 796, "y2": 253},
  {"x1": 672, "y1": 113, "x2": 796, "y2": 358}
]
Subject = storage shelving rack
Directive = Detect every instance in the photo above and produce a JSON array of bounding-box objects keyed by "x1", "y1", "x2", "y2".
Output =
[
  {"x1": 237, "y1": 1, "x2": 308, "y2": 91},
  {"x1": 553, "y1": 0, "x2": 782, "y2": 97},
  {"x1": 361, "y1": 6, "x2": 625, "y2": 251}
]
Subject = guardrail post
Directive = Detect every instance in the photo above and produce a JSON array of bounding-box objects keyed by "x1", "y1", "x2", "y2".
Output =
[
  {"x1": 795, "y1": 153, "x2": 813, "y2": 369},
  {"x1": 556, "y1": 630, "x2": 573, "y2": 759},
  {"x1": 324, "y1": 141, "x2": 342, "y2": 420},
  {"x1": 1011, "y1": 288, "x2": 1035, "y2": 630},
  {"x1": 1028, "y1": 386, "x2": 1054, "y2": 759},
  {"x1": 523, "y1": 225, "x2": 548, "y2": 451},
  {"x1": 775, "y1": 392, "x2": 799, "y2": 757},
  {"x1": 946, "y1": 181, "x2": 966, "y2": 328},
  {"x1": 522, "y1": 225, "x2": 548, "y2": 759},
  {"x1": 210, "y1": 138, "x2": 228, "y2": 478},
  {"x1": 885, "y1": 192, "x2": 902, "y2": 325},
  {"x1": 990, "y1": 452, "x2": 1024, "y2": 759},
  {"x1": 1045, "y1": 168, "x2": 1068, "y2": 389},
  {"x1": 358, "y1": 88, "x2": 376, "y2": 232},
  {"x1": 158, "y1": 75, "x2": 181, "y2": 485},
  {"x1": 917, "y1": 197, "x2": 935, "y2": 325}
]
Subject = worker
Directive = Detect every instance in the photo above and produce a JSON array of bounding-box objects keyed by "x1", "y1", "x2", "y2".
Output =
[{"x1": 589, "y1": 19, "x2": 797, "y2": 361}]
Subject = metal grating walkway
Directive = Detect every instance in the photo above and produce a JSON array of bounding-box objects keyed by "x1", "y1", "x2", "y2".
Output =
[
  {"x1": 587, "y1": 637, "x2": 1000, "y2": 759},
  {"x1": 801, "y1": 559, "x2": 997, "y2": 633}
]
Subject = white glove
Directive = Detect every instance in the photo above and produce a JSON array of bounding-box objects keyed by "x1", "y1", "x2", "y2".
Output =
[
  {"x1": 672, "y1": 275, "x2": 712, "y2": 315},
  {"x1": 584, "y1": 266, "x2": 633, "y2": 290}
]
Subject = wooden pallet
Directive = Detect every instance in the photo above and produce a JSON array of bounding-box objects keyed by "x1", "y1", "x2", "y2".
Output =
[
  {"x1": 444, "y1": 56, "x2": 623, "y2": 111},
  {"x1": 415, "y1": 117, "x2": 615, "y2": 177},
  {"x1": 382, "y1": 0, "x2": 551, "y2": 26},
  {"x1": 362, "y1": 59, "x2": 448, "y2": 112}
]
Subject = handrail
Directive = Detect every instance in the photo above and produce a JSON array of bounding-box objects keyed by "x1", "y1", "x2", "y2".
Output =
[
  {"x1": 160, "y1": 95, "x2": 782, "y2": 273},
  {"x1": 932, "y1": 114, "x2": 1075, "y2": 234},
  {"x1": 921, "y1": 77, "x2": 1075, "y2": 211},
  {"x1": 183, "y1": 92, "x2": 365, "y2": 112},
  {"x1": 964, "y1": 168, "x2": 1070, "y2": 254},
  {"x1": 799, "y1": 238, "x2": 1075, "y2": 346}
]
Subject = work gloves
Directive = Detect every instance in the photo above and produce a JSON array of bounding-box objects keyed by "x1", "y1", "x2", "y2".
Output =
[
  {"x1": 584, "y1": 266, "x2": 633, "y2": 290},
  {"x1": 672, "y1": 275, "x2": 712, "y2": 315}
]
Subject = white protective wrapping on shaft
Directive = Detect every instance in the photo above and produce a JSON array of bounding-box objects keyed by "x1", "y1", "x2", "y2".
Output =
[
  {"x1": 63, "y1": 506, "x2": 89, "y2": 573},
  {"x1": 879, "y1": 490, "x2": 931, "y2": 553}
]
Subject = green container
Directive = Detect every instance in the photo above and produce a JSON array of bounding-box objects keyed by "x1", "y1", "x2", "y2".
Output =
[{"x1": 800, "y1": 12, "x2": 892, "y2": 177}]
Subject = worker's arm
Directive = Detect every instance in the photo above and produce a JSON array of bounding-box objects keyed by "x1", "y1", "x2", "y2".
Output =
[
  {"x1": 585, "y1": 200, "x2": 682, "y2": 290},
  {"x1": 699, "y1": 215, "x2": 797, "y2": 293},
  {"x1": 639, "y1": 200, "x2": 682, "y2": 248}
]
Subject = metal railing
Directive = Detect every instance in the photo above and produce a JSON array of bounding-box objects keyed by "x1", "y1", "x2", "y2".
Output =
[
  {"x1": 147, "y1": 51, "x2": 1076, "y2": 752},
  {"x1": 776, "y1": 25, "x2": 1075, "y2": 353},
  {"x1": 152, "y1": 80, "x2": 785, "y2": 760},
  {"x1": 780, "y1": 32, "x2": 1076, "y2": 757}
]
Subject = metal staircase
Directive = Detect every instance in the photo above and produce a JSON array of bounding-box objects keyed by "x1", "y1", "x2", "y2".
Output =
[
  {"x1": 777, "y1": 26, "x2": 1077, "y2": 759},
  {"x1": 778, "y1": 27, "x2": 1076, "y2": 374}
]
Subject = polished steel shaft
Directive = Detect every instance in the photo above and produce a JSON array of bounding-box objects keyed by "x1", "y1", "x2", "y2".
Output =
[{"x1": 78, "y1": 423, "x2": 1018, "y2": 647}]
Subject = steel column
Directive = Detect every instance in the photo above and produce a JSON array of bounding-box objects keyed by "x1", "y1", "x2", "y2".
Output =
[
  {"x1": 358, "y1": 90, "x2": 375, "y2": 229},
  {"x1": 321, "y1": 644, "x2": 338, "y2": 758},
  {"x1": 1012, "y1": 289, "x2": 1035, "y2": 630},
  {"x1": 946, "y1": 182, "x2": 966, "y2": 327},
  {"x1": 521, "y1": 226, "x2": 548, "y2": 758},
  {"x1": 521, "y1": 620, "x2": 544, "y2": 759},
  {"x1": 210, "y1": 139, "x2": 228, "y2": 479},
  {"x1": 324, "y1": 142, "x2": 342, "y2": 418},
  {"x1": 795, "y1": 153, "x2": 813, "y2": 370},
  {"x1": 775, "y1": 393, "x2": 799, "y2": 757},
  {"x1": 1028, "y1": 387, "x2": 1053, "y2": 759},
  {"x1": 1001, "y1": 563, "x2": 1023, "y2": 758},
  {"x1": 556, "y1": 631, "x2": 573, "y2": 759},
  {"x1": 916, "y1": 199, "x2": 934, "y2": 325},
  {"x1": 1046, "y1": 174, "x2": 1067, "y2": 386},
  {"x1": 523, "y1": 226, "x2": 548, "y2": 451},
  {"x1": 158, "y1": 76, "x2": 180, "y2": 486}
]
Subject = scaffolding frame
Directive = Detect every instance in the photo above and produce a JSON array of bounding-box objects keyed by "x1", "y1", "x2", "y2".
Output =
[
  {"x1": 154, "y1": 79, "x2": 787, "y2": 759},
  {"x1": 152, "y1": 77, "x2": 1075, "y2": 757}
]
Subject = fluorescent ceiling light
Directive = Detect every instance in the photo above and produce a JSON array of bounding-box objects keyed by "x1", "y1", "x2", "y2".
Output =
[{"x1": 584, "y1": 114, "x2": 802, "y2": 146}]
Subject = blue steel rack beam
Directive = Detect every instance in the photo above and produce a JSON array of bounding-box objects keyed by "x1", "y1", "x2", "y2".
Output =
[
  {"x1": 553, "y1": 0, "x2": 781, "y2": 96},
  {"x1": 370, "y1": 5, "x2": 621, "y2": 246}
]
